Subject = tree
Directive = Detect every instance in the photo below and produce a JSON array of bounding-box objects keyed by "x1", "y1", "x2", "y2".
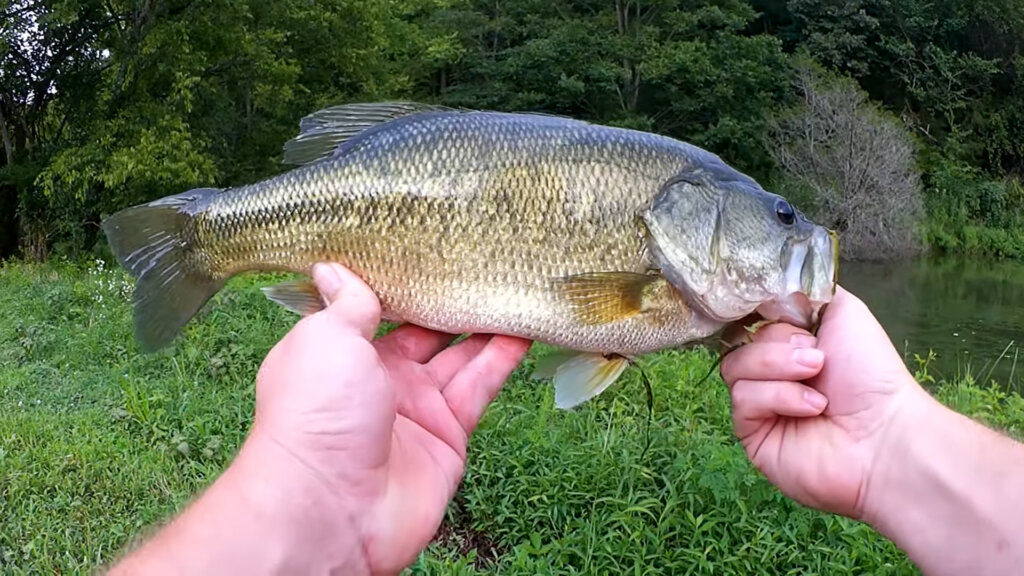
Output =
[
  {"x1": 769, "y1": 61, "x2": 924, "y2": 259},
  {"x1": 13, "y1": 0, "x2": 434, "y2": 259},
  {"x1": 5, "y1": 0, "x2": 1023, "y2": 261},
  {"x1": 0, "y1": 0, "x2": 116, "y2": 258},
  {"x1": 413, "y1": 0, "x2": 793, "y2": 180},
  {"x1": 786, "y1": 0, "x2": 880, "y2": 77}
]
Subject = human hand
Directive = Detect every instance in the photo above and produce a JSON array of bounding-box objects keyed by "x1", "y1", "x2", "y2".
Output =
[
  {"x1": 247, "y1": 263, "x2": 532, "y2": 574},
  {"x1": 720, "y1": 286, "x2": 930, "y2": 519}
]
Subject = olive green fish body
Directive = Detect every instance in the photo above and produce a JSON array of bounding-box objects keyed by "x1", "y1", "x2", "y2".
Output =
[{"x1": 195, "y1": 111, "x2": 723, "y2": 353}]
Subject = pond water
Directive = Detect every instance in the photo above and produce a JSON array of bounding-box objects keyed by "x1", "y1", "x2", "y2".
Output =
[{"x1": 839, "y1": 257, "x2": 1024, "y2": 392}]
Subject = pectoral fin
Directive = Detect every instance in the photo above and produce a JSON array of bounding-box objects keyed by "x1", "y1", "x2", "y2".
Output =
[
  {"x1": 533, "y1": 351, "x2": 631, "y2": 409},
  {"x1": 554, "y1": 272, "x2": 665, "y2": 325},
  {"x1": 262, "y1": 280, "x2": 326, "y2": 316}
]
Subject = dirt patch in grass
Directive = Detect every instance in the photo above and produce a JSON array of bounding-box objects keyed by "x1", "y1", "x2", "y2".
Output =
[{"x1": 431, "y1": 495, "x2": 505, "y2": 569}]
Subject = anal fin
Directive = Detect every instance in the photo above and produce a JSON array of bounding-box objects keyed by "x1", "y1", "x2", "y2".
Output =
[{"x1": 262, "y1": 280, "x2": 326, "y2": 316}]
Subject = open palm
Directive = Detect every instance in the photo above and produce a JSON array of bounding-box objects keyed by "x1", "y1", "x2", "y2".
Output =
[
  {"x1": 720, "y1": 287, "x2": 922, "y2": 518},
  {"x1": 252, "y1": 264, "x2": 531, "y2": 574}
]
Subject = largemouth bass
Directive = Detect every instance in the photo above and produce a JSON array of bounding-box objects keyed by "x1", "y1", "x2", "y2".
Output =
[{"x1": 102, "y1": 102, "x2": 838, "y2": 408}]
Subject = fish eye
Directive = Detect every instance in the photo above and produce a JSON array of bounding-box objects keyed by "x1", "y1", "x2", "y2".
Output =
[{"x1": 775, "y1": 199, "x2": 796, "y2": 226}]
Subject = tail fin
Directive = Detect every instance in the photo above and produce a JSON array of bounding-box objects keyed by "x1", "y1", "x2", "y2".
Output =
[{"x1": 102, "y1": 188, "x2": 224, "y2": 352}]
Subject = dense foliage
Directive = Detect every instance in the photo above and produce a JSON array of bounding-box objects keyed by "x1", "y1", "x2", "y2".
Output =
[
  {"x1": 2, "y1": 0, "x2": 1023, "y2": 259},
  {"x1": 3, "y1": 259, "x2": 1022, "y2": 573}
]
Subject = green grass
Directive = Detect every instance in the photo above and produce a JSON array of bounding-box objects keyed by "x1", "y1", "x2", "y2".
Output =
[{"x1": 2, "y1": 260, "x2": 1022, "y2": 574}]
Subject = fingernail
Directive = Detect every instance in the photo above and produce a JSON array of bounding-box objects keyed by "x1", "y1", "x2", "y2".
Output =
[
  {"x1": 790, "y1": 333, "x2": 817, "y2": 348},
  {"x1": 804, "y1": 390, "x2": 828, "y2": 411},
  {"x1": 793, "y1": 347, "x2": 824, "y2": 368},
  {"x1": 312, "y1": 263, "x2": 342, "y2": 297}
]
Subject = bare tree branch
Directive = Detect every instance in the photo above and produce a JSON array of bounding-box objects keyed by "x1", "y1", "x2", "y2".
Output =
[{"x1": 769, "y1": 62, "x2": 924, "y2": 260}]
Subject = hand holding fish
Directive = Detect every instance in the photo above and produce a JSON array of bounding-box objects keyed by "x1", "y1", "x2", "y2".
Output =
[
  {"x1": 722, "y1": 287, "x2": 1024, "y2": 576},
  {"x1": 720, "y1": 286, "x2": 917, "y2": 519},
  {"x1": 251, "y1": 263, "x2": 532, "y2": 573},
  {"x1": 110, "y1": 263, "x2": 531, "y2": 575}
]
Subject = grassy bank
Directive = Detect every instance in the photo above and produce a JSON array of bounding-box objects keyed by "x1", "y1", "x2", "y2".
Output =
[
  {"x1": 920, "y1": 162, "x2": 1024, "y2": 260},
  {"x1": 2, "y1": 260, "x2": 1022, "y2": 574}
]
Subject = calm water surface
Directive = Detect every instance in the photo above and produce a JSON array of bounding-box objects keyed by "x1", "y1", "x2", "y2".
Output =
[{"x1": 839, "y1": 258, "x2": 1024, "y2": 391}]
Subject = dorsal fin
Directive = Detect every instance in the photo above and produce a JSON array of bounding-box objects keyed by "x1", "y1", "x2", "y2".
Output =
[{"x1": 282, "y1": 101, "x2": 455, "y2": 165}]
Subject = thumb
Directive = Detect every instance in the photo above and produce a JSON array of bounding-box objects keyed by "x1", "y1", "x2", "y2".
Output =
[{"x1": 312, "y1": 263, "x2": 382, "y2": 341}]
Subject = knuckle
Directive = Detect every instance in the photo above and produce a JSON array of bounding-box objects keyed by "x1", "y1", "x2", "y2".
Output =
[
  {"x1": 755, "y1": 322, "x2": 802, "y2": 343},
  {"x1": 729, "y1": 380, "x2": 751, "y2": 405},
  {"x1": 316, "y1": 335, "x2": 380, "y2": 377},
  {"x1": 356, "y1": 301, "x2": 382, "y2": 327},
  {"x1": 348, "y1": 287, "x2": 382, "y2": 318},
  {"x1": 719, "y1": 349, "x2": 744, "y2": 382},
  {"x1": 755, "y1": 349, "x2": 782, "y2": 374},
  {"x1": 390, "y1": 328, "x2": 422, "y2": 358},
  {"x1": 294, "y1": 311, "x2": 331, "y2": 335},
  {"x1": 771, "y1": 385, "x2": 792, "y2": 407}
]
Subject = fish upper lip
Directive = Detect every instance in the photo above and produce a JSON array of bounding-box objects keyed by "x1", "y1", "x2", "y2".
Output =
[
  {"x1": 829, "y1": 228, "x2": 840, "y2": 294},
  {"x1": 800, "y1": 226, "x2": 839, "y2": 304},
  {"x1": 771, "y1": 226, "x2": 837, "y2": 324},
  {"x1": 818, "y1": 227, "x2": 840, "y2": 297}
]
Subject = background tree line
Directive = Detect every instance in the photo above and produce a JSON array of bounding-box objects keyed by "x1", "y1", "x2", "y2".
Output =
[{"x1": 2, "y1": 0, "x2": 1023, "y2": 261}]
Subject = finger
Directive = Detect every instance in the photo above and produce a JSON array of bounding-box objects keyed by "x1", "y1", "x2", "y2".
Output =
[
  {"x1": 375, "y1": 324, "x2": 459, "y2": 363},
  {"x1": 720, "y1": 341, "x2": 824, "y2": 387},
  {"x1": 730, "y1": 379, "x2": 828, "y2": 427},
  {"x1": 748, "y1": 321, "x2": 815, "y2": 344},
  {"x1": 427, "y1": 334, "x2": 492, "y2": 386},
  {"x1": 821, "y1": 285, "x2": 876, "y2": 331},
  {"x1": 720, "y1": 314, "x2": 764, "y2": 348},
  {"x1": 721, "y1": 320, "x2": 815, "y2": 351},
  {"x1": 831, "y1": 285, "x2": 864, "y2": 312},
  {"x1": 442, "y1": 335, "x2": 532, "y2": 434},
  {"x1": 312, "y1": 263, "x2": 381, "y2": 341},
  {"x1": 392, "y1": 369, "x2": 471, "y2": 457}
]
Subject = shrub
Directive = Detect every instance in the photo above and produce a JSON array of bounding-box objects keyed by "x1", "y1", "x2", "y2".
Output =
[
  {"x1": 921, "y1": 155, "x2": 1024, "y2": 258},
  {"x1": 768, "y1": 59, "x2": 925, "y2": 260}
]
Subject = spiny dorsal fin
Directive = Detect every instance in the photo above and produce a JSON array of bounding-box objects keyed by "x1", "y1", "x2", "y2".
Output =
[
  {"x1": 282, "y1": 101, "x2": 455, "y2": 165},
  {"x1": 554, "y1": 272, "x2": 666, "y2": 325}
]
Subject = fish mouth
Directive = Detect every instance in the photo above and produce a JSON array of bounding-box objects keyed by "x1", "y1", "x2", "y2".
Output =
[{"x1": 756, "y1": 227, "x2": 839, "y2": 330}]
